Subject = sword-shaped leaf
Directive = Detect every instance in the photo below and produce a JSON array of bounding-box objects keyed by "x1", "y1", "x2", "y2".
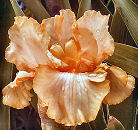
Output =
[
  {"x1": 60, "y1": 0, "x2": 71, "y2": 9},
  {"x1": 77, "y1": 0, "x2": 91, "y2": 18},
  {"x1": 106, "y1": 42, "x2": 138, "y2": 78},
  {"x1": 20, "y1": 0, "x2": 50, "y2": 23},
  {"x1": 112, "y1": 0, "x2": 138, "y2": 46},
  {"x1": 10, "y1": 0, "x2": 25, "y2": 16},
  {"x1": 0, "y1": 0, "x2": 15, "y2": 129}
]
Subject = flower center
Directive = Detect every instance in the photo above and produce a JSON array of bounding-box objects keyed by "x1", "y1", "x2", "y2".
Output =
[{"x1": 49, "y1": 39, "x2": 96, "y2": 73}]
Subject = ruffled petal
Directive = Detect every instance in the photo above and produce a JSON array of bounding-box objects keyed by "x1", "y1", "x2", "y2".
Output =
[
  {"x1": 2, "y1": 71, "x2": 34, "y2": 109},
  {"x1": 50, "y1": 43, "x2": 65, "y2": 59},
  {"x1": 64, "y1": 39, "x2": 80, "y2": 70},
  {"x1": 11, "y1": 71, "x2": 34, "y2": 86},
  {"x1": 49, "y1": 41, "x2": 79, "y2": 72},
  {"x1": 6, "y1": 16, "x2": 50, "y2": 72},
  {"x1": 65, "y1": 39, "x2": 78, "y2": 59},
  {"x1": 88, "y1": 68, "x2": 107, "y2": 82},
  {"x1": 73, "y1": 21, "x2": 98, "y2": 71},
  {"x1": 54, "y1": 9, "x2": 76, "y2": 48},
  {"x1": 41, "y1": 18, "x2": 58, "y2": 46},
  {"x1": 103, "y1": 66, "x2": 135, "y2": 105},
  {"x1": 73, "y1": 10, "x2": 114, "y2": 67},
  {"x1": 37, "y1": 99, "x2": 62, "y2": 128},
  {"x1": 47, "y1": 50, "x2": 68, "y2": 70},
  {"x1": 33, "y1": 65, "x2": 110, "y2": 126}
]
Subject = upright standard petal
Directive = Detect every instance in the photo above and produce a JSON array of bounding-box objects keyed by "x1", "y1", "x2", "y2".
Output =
[
  {"x1": 33, "y1": 66, "x2": 110, "y2": 126},
  {"x1": 73, "y1": 10, "x2": 114, "y2": 67},
  {"x1": 103, "y1": 66, "x2": 135, "y2": 105},
  {"x1": 54, "y1": 9, "x2": 76, "y2": 48},
  {"x1": 2, "y1": 71, "x2": 34, "y2": 109},
  {"x1": 41, "y1": 18, "x2": 58, "y2": 46},
  {"x1": 6, "y1": 16, "x2": 50, "y2": 72}
]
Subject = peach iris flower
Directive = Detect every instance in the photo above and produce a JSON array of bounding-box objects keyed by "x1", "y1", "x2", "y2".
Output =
[{"x1": 2, "y1": 9, "x2": 135, "y2": 126}]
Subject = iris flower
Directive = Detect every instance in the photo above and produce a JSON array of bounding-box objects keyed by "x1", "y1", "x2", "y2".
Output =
[{"x1": 2, "y1": 9, "x2": 135, "y2": 126}]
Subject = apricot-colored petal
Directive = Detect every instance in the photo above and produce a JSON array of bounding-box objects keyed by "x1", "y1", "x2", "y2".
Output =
[
  {"x1": 63, "y1": 39, "x2": 80, "y2": 70},
  {"x1": 49, "y1": 44, "x2": 74, "y2": 71},
  {"x1": 42, "y1": 18, "x2": 58, "y2": 46},
  {"x1": 33, "y1": 65, "x2": 110, "y2": 126},
  {"x1": 2, "y1": 71, "x2": 34, "y2": 109},
  {"x1": 12, "y1": 71, "x2": 35, "y2": 86},
  {"x1": 73, "y1": 10, "x2": 114, "y2": 66},
  {"x1": 37, "y1": 99, "x2": 61, "y2": 127},
  {"x1": 73, "y1": 23, "x2": 98, "y2": 70},
  {"x1": 6, "y1": 16, "x2": 50, "y2": 72},
  {"x1": 47, "y1": 50, "x2": 68, "y2": 70},
  {"x1": 103, "y1": 66, "x2": 135, "y2": 105},
  {"x1": 88, "y1": 68, "x2": 107, "y2": 82},
  {"x1": 50, "y1": 43, "x2": 65, "y2": 59},
  {"x1": 97, "y1": 63, "x2": 109, "y2": 71},
  {"x1": 65, "y1": 39, "x2": 78, "y2": 59},
  {"x1": 54, "y1": 9, "x2": 76, "y2": 48}
]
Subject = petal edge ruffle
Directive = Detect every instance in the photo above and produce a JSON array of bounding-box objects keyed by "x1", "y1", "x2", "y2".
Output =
[
  {"x1": 6, "y1": 16, "x2": 50, "y2": 72},
  {"x1": 33, "y1": 65, "x2": 110, "y2": 126},
  {"x1": 103, "y1": 66, "x2": 135, "y2": 105},
  {"x1": 2, "y1": 71, "x2": 34, "y2": 109},
  {"x1": 73, "y1": 10, "x2": 114, "y2": 67}
]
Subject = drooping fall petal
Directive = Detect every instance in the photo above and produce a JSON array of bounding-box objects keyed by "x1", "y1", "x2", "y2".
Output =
[
  {"x1": 2, "y1": 71, "x2": 34, "y2": 109},
  {"x1": 73, "y1": 10, "x2": 114, "y2": 67},
  {"x1": 54, "y1": 9, "x2": 76, "y2": 48},
  {"x1": 6, "y1": 16, "x2": 50, "y2": 72},
  {"x1": 33, "y1": 65, "x2": 110, "y2": 126},
  {"x1": 103, "y1": 66, "x2": 135, "y2": 105}
]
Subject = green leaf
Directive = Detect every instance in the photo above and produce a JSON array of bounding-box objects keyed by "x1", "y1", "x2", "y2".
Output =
[
  {"x1": 109, "y1": 5, "x2": 137, "y2": 130},
  {"x1": 112, "y1": 0, "x2": 138, "y2": 46},
  {"x1": 106, "y1": 42, "x2": 138, "y2": 78},
  {"x1": 76, "y1": 107, "x2": 107, "y2": 130},
  {"x1": 109, "y1": 95, "x2": 137, "y2": 130},
  {"x1": 20, "y1": 0, "x2": 50, "y2": 23},
  {"x1": 106, "y1": 116, "x2": 125, "y2": 130},
  {"x1": 132, "y1": 0, "x2": 138, "y2": 5},
  {"x1": 110, "y1": 10, "x2": 136, "y2": 47},
  {"x1": 91, "y1": 0, "x2": 112, "y2": 27},
  {"x1": 60, "y1": 0, "x2": 71, "y2": 9},
  {"x1": 89, "y1": 107, "x2": 107, "y2": 130},
  {"x1": 30, "y1": 90, "x2": 38, "y2": 111},
  {"x1": 0, "y1": 0, "x2": 15, "y2": 129},
  {"x1": 77, "y1": 0, "x2": 91, "y2": 19},
  {"x1": 106, "y1": 0, "x2": 112, "y2": 8},
  {"x1": 10, "y1": 0, "x2": 25, "y2": 16},
  {"x1": 91, "y1": 0, "x2": 112, "y2": 15}
]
